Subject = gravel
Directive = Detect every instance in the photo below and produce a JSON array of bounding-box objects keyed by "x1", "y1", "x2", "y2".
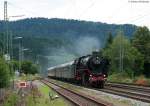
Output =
[{"x1": 80, "y1": 87, "x2": 150, "y2": 106}]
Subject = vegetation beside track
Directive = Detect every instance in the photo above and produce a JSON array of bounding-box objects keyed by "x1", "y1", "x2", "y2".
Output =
[
  {"x1": 3, "y1": 91, "x2": 19, "y2": 106},
  {"x1": 19, "y1": 74, "x2": 40, "y2": 81},
  {"x1": 103, "y1": 26, "x2": 150, "y2": 85},
  {"x1": 108, "y1": 73, "x2": 150, "y2": 86},
  {"x1": 49, "y1": 78, "x2": 83, "y2": 92},
  {"x1": 26, "y1": 81, "x2": 68, "y2": 106},
  {"x1": 3, "y1": 80, "x2": 68, "y2": 106}
]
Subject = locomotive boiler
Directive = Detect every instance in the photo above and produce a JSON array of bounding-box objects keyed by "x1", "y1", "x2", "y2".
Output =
[{"x1": 48, "y1": 52, "x2": 110, "y2": 88}]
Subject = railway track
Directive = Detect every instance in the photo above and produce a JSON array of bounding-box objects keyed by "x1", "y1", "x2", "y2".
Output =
[
  {"x1": 107, "y1": 81, "x2": 150, "y2": 87},
  {"x1": 100, "y1": 82, "x2": 150, "y2": 103},
  {"x1": 41, "y1": 79, "x2": 113, "y2": 106},
  {"x1": 106, "y1": 82, "x2": 150, "y2": 93},
  {"x1": 43, "y1": 78, "x2": 150, "y2": 104}
]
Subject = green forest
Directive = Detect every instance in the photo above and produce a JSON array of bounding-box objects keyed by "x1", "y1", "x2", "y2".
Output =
[
  {"x1": 103, "y1": 26, "x2": 150, "y2": 84},
  {"x1": 0, "y1": 18, "x2": 137, "y2": 65}
]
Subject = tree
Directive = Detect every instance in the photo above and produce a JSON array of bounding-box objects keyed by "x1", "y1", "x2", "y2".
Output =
[
  {"x1": 30, "y1": 64, "x2": 38, "y2": 74},
  {"x1": 0, "y1": 33, "x2": 4, "y2": 56},
  {"x1": 132, "y1": 26, "x2": 150, "y2": 63},
  {"x1": 11, "y1": 60, "x2": 19, "y2": 72},
  {"x1": 132, "y1": 26, "x2": 150, "y2": 77},
  {"x1": 0, "y1": 58, "x2": 10, "y2": 88},
  {"x1": 105, "y1": 32, "x2": 113, "y2": 49},
  {"x1": 103, "y1": 31, "x2": 144, "y2": 77},
  {"x1": 21, "y1": 61, "x2": 38, "y2": 75}
]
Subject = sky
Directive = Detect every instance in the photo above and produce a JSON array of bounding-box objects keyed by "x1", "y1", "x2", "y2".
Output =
[{"x1": 0, "y1": 0, "x2": 150, "y2": 28}]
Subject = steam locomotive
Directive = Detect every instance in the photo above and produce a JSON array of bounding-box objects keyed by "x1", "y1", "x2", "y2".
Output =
[{"x1": 48, "y1": 52, "x2": 110, "y2": 88}]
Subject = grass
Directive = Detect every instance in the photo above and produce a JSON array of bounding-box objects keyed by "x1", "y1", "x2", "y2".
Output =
[
  {"x1": 3, "y1": 92, "x2": 19, "y2": 106},
  {"x1": 5, "y1": 75, "x2": 68, "y2": 106},
  {"x1": 107, "y1": 72, "x2": 134, "y2": 83},
  {"x1": 19, "y1": 74, "x2": 39, "y2": 81},
  {"x1": 26, "y1": 83, "x2": 68, "y2": 106},
  {"x1": 108, "y1": 73, "x2": 150, "y2": 86},
  {"x1": 51, "y1": 79, "x2": 83, "y2": 92}
]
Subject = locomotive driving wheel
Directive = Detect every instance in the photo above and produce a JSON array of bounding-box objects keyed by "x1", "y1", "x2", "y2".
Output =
[
  {"x1": 82, "y1": 73, "x2": 89, "y2": 87},
  {"x1": 99, "y1": 81, "x2": 104, "y2": 88}
]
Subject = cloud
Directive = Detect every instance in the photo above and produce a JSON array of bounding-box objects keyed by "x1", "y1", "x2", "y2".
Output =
[{"x1": 0, "y1": 0, "x2": 150, "y2": 28}]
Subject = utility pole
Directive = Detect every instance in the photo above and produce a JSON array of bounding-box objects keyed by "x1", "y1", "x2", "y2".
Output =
[
  {"x1": 4, "y1": 1, "x2": 11, "y2": 61},
  {"x1": 18, "y1": 37, "x2": 22, "y2": 73},
  {"x1": 4, "y1": 1, "x2": 7, "y2": 21},
  {"x1": 121, "y1": 35, "x2": 124, "y2": 71},
  {"x1": 13, "y1": 36, "x2": 23, "y2": 74},
  {"x1": 10, "y1": 31, "x2": 13, "y2": 60},
  {"x1": 9, "y1": 15, "x2": 25, "y2": 61},
  {"x1": 4, "y1": 1, "x2": 7, "y2": 55},
  {"x1": 119, "y1": 31, "x2": 124, "y2": 72},
  {"x1": 4, "y1": 1, "x2": 8, "y2": 55}
]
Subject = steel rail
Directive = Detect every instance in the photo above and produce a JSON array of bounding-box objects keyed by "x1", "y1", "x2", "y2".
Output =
[{"x1": 41, "y1": 79, "x2": 113, "y2": 106}]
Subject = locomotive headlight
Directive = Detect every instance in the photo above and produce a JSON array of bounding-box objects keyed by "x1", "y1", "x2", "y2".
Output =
[{"x1": 103, "y1": 74, "x2": 106, "y2": 77}]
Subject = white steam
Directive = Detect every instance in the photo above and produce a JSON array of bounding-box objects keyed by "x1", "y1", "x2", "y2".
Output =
[
  {"x1": 74, "y1": 36, "x2": 101, "y2": 56},
  {"x1": 46, "y1": 36, "x2": 101, "y2": 67}
]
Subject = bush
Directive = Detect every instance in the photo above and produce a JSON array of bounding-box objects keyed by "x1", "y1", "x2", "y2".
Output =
[
  {"x1": 108, "y1": 72, "x2": 133, "y2": 83},
  {"x1": 108, "y1": 72, "x2": 150, "y2": 86},
  {"x1": 21, "y1": 61, "x2": 38, "y2": 75},
  {"x1": 0, "y1": 58, "x2": 10, "y2": 88},
  {"x1": 134, "y1": 75, "x2": 149, "y2": 86},
  {"x1": 3, "y1": 93, "x2": 18, "y2": 106}
]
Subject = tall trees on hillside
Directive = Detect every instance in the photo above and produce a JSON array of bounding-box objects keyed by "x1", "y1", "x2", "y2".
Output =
[
  {"x1": 102, "y1": 31, "x2": 143, "y2": 77},
  {"x1": 132, "y1": 26, "x2": 150, "y2": 77},
  {"x1": 104, "y1": 32, "x2": 113, "y2": 49}
]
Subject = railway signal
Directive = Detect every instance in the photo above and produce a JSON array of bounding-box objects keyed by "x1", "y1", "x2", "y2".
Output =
[{"x1": 19, "y1": 82, "x2": 27, "y2": 88}]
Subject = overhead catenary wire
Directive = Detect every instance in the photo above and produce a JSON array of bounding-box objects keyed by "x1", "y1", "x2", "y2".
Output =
[
  {"x1": 64, "y1": 0, "x2": 77, "y2": 19},
  {"x1": 8, "y1": 2, "x2": 39, "y2": 18},
  {"x1": 107, "y1": 1, "x2": 129, "y2": 21},
  {"x1": 78, "y1": 0, "x2": 97, "y2": 19},
  {"x1": 116, "y1": 11, "x2": 150, "y2": 24}
]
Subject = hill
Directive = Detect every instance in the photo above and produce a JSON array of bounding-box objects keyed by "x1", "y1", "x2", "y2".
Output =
[
  {"x1": 0, "y1": 18, "x2": 137, "y2": 69},
  {"x1": 1, "y1": 18, "x2": 137, "y2": 38}
]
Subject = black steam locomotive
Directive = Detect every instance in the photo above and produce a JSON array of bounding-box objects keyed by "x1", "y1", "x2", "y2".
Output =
[{"x1": 48, "y1": 52, "x2": 110, "y2": 88}]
